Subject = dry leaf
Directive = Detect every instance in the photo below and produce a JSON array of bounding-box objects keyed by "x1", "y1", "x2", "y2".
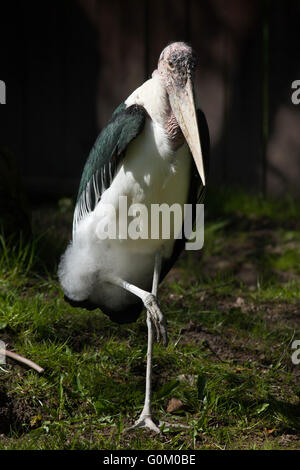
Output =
[{"x1": 166, "y1": 398, "x2": 184, "y2": 413}]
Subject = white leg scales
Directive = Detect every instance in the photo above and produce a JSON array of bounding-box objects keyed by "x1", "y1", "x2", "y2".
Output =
[
  {"x1": 125, "y1": 310, "x2": 161, "y2": 433},
  {"x1": 125, "y1": 253, "x2": 164, "y2": 433},
  {"x1": 107, "y1": 253, "x2": 172, "y2": 434},
  {"x1": 123, "y1": 254, "x2": 190, "y2": 433}
]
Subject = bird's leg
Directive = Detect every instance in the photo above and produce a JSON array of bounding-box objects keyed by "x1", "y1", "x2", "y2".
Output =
[
  {"x1": 108, "y1": 254, "x2": 167, "y2": 346},
  {"x1": 125, "y1": 309, "x2": 160, "y2": 433},
  {"x1": 125, "y1": 253, "x2": 164, "y2": 433},
  {"x1": 120, "y1": 254, "x2": 190, "y2": 434},
  {"x1": 106, "y1": 253, "x2": 166, "y2": 433},
  {"x1": 144, "y1": 252, "x2": 168, "y2": 346}
]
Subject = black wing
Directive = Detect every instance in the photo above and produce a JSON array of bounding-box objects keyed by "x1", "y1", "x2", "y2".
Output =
[
  {"x1": 73, "y1": 103, "x2": 147, "y2": 235},
  {"x1": 160, "y1": 108, "x2": 210, "y2": 280}
]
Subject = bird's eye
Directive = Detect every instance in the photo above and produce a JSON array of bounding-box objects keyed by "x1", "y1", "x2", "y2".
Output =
[{"x1": 168, "y1": 60, "x2": 175, "y2": 70}]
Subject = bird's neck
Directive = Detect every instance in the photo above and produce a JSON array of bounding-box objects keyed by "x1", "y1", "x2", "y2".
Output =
[
  {"x1": 125, "y1": 72, "x2": 184, "y2": 151},
  {"x1": 153, "y1": 71, "x2": 184, "y2": 151},
  {"x1": 164, "y1": 109, "x2": 184, "y2": 151}
]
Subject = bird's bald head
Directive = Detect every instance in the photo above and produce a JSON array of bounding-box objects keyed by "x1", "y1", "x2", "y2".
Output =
[{"x1": 156, "y1": 42, "x2": 197, "y2": 89}]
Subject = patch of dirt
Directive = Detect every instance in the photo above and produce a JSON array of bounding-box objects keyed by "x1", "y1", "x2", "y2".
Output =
[
  {"x1": 200, "y1": 227, "x2": 300, "y2": 287},
  {"x1": 180, "y1": 319, "x2": 277, "y2": 366},
  {"x1": 279, "y1": 433, "x2": 300, "y2": 447},
  {"x1": 258, "y1": 302, "x2": 300, "y2": 329},
  {"x1": 181, "y1": 321, "x2": 249, "y2": 363},
  {"x1": 237, "y1": 263, "x2": 258, "y2": 287},
  {"x1": 0, "y1": 390, "x2": 34, "y2": 436}
]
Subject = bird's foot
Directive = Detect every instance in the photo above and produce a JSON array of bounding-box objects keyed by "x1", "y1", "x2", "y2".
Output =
[
  {"x1": 144, "y1": 294, "x2": 168, "y2": 346},
  {"x1": 125, "y1": 414, "x2": 161, "y2": 434},
  {"x1": 125, "y1": 416, "x2": 191, "y2": 434}
]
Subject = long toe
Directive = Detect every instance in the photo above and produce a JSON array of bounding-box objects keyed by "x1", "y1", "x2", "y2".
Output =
[
  {"x1": 143, "y1": 294, "x2": 168, "y2": 346},
  {"x1": 125, "y1": 415, "x2": 161, "y2": 434}
]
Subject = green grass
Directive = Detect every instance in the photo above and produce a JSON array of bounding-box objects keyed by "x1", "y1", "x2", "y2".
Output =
[
  {"x1": 0, "y1": 189, "x2": 299, "y2": 450},
  {"x1": 206, "y1": 186, "x2": 300, "y2": 222}
]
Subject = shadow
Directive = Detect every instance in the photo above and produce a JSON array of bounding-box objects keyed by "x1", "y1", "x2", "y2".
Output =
[
  {"x1": 0, "y1": 0, "x2": 99, "y2": 200},
  {"x1": 1, "y1": 0, "x2": 299, "y2": 200}
]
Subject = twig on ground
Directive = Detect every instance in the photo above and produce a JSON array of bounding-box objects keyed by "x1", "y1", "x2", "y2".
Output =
[{"x1": 0, "y1": 348, "x2": 44, "y2": 374}]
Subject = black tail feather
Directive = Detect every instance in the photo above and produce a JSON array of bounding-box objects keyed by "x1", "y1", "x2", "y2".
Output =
[{"x1": 64, "y1": 294, "x2": 143, "y2": 324}]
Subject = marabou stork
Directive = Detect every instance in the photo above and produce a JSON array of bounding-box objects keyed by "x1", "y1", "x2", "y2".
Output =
[{"x1": 58, "y1": 42, "x2": 210, "y2": 433}]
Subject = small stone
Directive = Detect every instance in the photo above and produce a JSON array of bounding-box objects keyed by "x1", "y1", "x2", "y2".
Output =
[{"x1": 166, "y1": 398, "x2": 184, "y2": 413}]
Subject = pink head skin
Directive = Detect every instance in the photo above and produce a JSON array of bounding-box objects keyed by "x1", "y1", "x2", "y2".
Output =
[
  {"x1": 156, "y1": 42, "x2": 197, "y2": 91},
  {"x1": 153, "y1": 42, "x2": 206, "y2": 186}
]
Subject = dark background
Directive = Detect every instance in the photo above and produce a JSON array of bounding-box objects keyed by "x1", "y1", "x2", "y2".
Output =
[{"x1": 0, "y1": 0, "x2": 300, "y2": 202}]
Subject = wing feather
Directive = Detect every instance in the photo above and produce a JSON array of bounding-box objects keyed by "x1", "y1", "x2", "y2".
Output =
[{"x1": 73, "y1": 103, "x2": 147, "y2": 236}]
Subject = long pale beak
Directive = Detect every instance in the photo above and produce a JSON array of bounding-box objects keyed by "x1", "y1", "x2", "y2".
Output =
[{"x1": 169, "y1": 77, "x2": 206, "y2": 186}]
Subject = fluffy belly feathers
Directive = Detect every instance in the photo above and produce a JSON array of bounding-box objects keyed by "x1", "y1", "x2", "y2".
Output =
[{"x1": 58, "y1": 119, "x2": 191, "y2": 310}]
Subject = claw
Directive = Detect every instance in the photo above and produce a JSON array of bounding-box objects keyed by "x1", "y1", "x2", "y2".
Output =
[{"x1": 144, "y1": 294, "x2": 168, "y2": 346}]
